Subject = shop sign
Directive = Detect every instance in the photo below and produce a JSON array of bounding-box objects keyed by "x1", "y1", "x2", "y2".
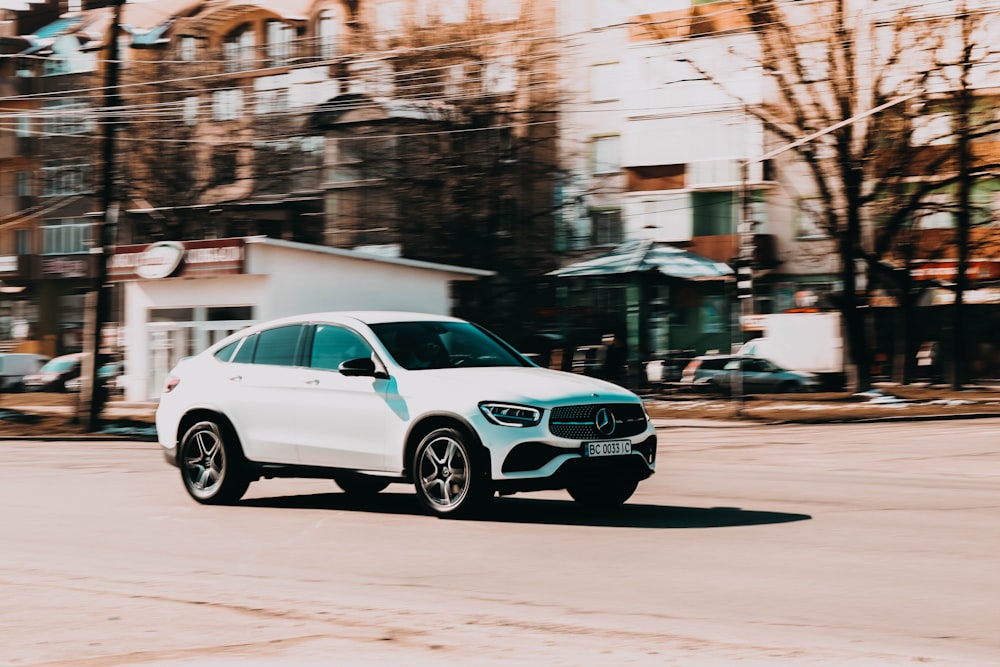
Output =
[
  {"x1": 109, "y1": 238, "x2": 245, "y2": 281},
  {"x1": 42, "y1": 255, "x2": 90, "y2": 278},
  {"x1": 0, "y1": 256, "x2": 18, "y2": 274},
  {"x1": 135, "y1": 241, "x2": 185, "y2": 279},
  {"x1": 740, "y1": 314, "x2": 769, "y2": 331},
  {"x1": 911, "y1": 260, "x2": 1000, "y2": 282}
]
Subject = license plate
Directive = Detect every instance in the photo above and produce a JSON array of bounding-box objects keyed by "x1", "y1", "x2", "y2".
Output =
[{"x1": 584, "y1": 440, "x2": 632, "y2": 457}]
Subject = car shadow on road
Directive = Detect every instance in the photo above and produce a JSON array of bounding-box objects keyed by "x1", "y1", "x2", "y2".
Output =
[{"x1": 240, "y1": 492, "x2": 811, "y2": 529}]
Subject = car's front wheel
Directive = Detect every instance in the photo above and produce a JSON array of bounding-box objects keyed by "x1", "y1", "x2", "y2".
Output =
[
  {"x1": 179, "y1": 419, "x2": 250, "y2": 505},
  {"x1": 413, "y1": 427, "x2": 490, "y2": 518},
  {"x1": 567, "y1": 473, "x2": 638, "y2": 510}
]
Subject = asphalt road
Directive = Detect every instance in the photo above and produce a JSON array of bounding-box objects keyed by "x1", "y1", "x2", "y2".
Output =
[{"x1": 1, "y1": 419, "x2": 998, "y2": 666}]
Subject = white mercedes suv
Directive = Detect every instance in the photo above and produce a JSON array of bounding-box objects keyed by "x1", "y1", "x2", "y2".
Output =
[{"x1": 156, "y1": 311, "x2": 657, "y2": 517}]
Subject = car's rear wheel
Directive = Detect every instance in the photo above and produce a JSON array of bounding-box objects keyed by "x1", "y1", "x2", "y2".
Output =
[
  {"x1": 180, "y1": 419, "x2": 250, "y2": 505},
  {"x1": 335, "y1": 472, "x2": 390, "y2": 496},
  {"x1": 567, "y1": 473, "x2": 638, "y2": 510},
  {"x1": 413, "y1": 427, "x2": 490, "y2": 518},
  {"x1": 779, "y1": 381, "x2": 800, "y2": 393}
]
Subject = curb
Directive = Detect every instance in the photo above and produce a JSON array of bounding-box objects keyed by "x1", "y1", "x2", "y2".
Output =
[{"x1": 653, "y1": 411, "x2": 1000, "y2": 428}]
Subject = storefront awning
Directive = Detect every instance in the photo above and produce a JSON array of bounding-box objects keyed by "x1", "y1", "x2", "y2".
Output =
[{"x1": 547, "y1": 240, "x2": 734, "y2": 281}]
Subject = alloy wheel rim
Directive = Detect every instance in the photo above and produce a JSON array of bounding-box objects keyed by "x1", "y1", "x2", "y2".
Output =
[
  {"x1": 183, "y1": 428, "x2": 224, "y2": 496},
  {"x1": 418, "y1": 435, "x2": 469, "y2": 508}
]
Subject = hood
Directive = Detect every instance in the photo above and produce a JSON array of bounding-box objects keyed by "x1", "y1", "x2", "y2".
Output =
[{"x1": 399, "y1": 366, "x2": 637, "y2": 405}]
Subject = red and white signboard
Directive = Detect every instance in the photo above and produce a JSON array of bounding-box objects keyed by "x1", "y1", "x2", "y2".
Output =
[
  {"x1": 109, "y1": 238, "x2": 245, "y2": 282},
  {"x1": 911, "y1": 259, "x2": 1000, "y2": 282}
]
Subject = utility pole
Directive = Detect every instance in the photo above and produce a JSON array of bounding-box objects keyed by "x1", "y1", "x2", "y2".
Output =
[
  {"x1": 951, "y1": 2, "x2": 973, "y2": 390},
  {"x1": 78, "y1": 0, "x2": 124, "y2": 431}
]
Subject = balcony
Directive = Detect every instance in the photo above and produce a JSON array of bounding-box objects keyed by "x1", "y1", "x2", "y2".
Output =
[{"x1": 688, "y1": 233, "x2": 780, "y2": 269}]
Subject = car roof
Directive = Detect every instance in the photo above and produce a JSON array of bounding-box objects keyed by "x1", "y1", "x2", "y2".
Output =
[{"x1": 249, "y1": 311, "x2": 466, "y2": 328}]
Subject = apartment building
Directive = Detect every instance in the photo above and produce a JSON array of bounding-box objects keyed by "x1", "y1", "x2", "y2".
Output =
[
  {"x1": 554, "y1": 0, "x2": 1000, "y2": 381},
  {"x1": 1, "y1": 0, "x2": 561, "y2": 360}
]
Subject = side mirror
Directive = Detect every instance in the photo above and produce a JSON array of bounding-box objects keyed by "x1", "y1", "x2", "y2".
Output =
[{"x1": 338, "y1": 357, "x2": 383, "y2": 377}]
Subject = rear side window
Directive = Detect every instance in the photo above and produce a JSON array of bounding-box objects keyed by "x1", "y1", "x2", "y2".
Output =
[
  {"x1": 253, "y1": 325, "x2": 305, "y2": 367},
  {"x1": 701, "y1": 358, "x2": 728, "y2": 370},
  {"x1": 232, "y1": 334, "x2": 258, "y2": 364},
  {"x1": 214, "y1": 341, "x2": 239, "y2": 362}
]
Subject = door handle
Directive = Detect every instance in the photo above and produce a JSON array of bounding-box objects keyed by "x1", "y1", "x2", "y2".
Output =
[
  {"x1": 305, "y1": 378, "x2": 320, "y2": 385},
  {"x1": 229, "y1": 375, "x2": 242, "y2": 382}
]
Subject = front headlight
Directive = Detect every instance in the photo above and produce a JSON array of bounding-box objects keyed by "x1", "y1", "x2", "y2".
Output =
[{"x1": 479, "y1": 402, "x2": 542, "y2": 427}]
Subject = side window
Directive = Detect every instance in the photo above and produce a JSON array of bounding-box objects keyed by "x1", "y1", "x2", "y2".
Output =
[
  {"x1": 309, "y1": 324, "x2": 371, "y2": 371},
  {"x1": 214, "y1": 340, "x2": 239, "y2": 362},
  {"x1": 232, "y1": 333, "x2": 258, "y2": 363},
  {"x1": 253, "y1": 325, "x2": 305, "y2": 366}
]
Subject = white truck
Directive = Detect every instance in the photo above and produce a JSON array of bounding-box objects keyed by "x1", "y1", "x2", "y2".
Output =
[{"x1": 739, "y1": 312, "x2": 845, "y2": 390}]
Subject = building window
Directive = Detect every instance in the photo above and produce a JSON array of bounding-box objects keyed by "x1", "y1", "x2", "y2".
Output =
[
  {"x1": 327, "y1": 135, "x2": 396, "y2": 182},
  {"x1": 348, "y1": 60, "x2": 395, "y2": 97},
  {"x1": 15, "y1": 229, "x2": 31, "y2": 254},
  {"x1": 16, "y1": 115, "x2": 30, "y2": 137},
  {"x1": 42, "y1": 219, "x2": 93, "y2": 254},
  {"x1": 496, "y1": 196, "x2": 518, "y2": 237},
  {"x1": 591, "y1": 135, "x2": 620, "y2": 175},
  {"x1": 15, "y1": 171, "x2": 31, "y2": 197},
  {"x1": 179, "y1": 36, "x2": 198, "y2": 62},
  {"x1": 797, "y1": 197, "x2": 828, "y2": 238},
  {"x1": 183, "y1": 96, "x2": 199, "y2": 126},
  {"x1": 484, "y1": 55, "x2": 517, "y2": 94},
  {"x1": 692, "y1": 191, "x2": 736, "y2": 236},
  {"x1": 42, "y1": 98, "x2": 92, "y2": 136},
  {"x1": 445, "y1": 63, "x2": 477, "y2": 98},
  {"x1": 267, "y1": 21, "x2": 294, "y2": 66},
  {"x1": 484, "y1": 0, "x2": 519, "y2": 22},
  {"x1": 255, "y1": 76, "x2": 289, "y2": 115},
  {"x1": 325, "y1": 186, "x2": 397, "y2": 245},
  {"x1": 590, "y1": 63, "x2": 620, "y2": 102},
  {"x1": 591, "y1": 209, "x2": 623, "y2": 246},
  {"x1": 212, "y1": 89, "x2": 243, "y2": 121},
  {"x1": 42, "y1": 161, "x2": 90, "y2": 196},
  {"x1": 224, "y1": 25, "x2": 256, "y2": 73},
  {"x1": 319, "y1": 9, "x2": 339, "y2": 59},
  {"x1": 211, "y1": 151, "x2": 238, "y2": 185}
]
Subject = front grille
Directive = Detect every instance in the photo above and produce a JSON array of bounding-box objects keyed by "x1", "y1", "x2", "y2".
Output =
[{"x1": 548, "y1": 403, "x2": 647, "y2": 440}]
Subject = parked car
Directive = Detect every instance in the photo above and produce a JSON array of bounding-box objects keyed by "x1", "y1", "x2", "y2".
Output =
[
  {"x1": 65, "y1": 359, "x2": 125, "y2": 395},
  {"x1": 22, "y1": 353, "x2": 84, "y2": 392},
  {"x1": 680, "y1": 354, "x2": 820, "y2": 394},
  {"x1": 156, "y1": 311, "x2": 657, "y2": 517},
  {"x1": 0, "y1": 353, "x2": 50, "y2": 391}
]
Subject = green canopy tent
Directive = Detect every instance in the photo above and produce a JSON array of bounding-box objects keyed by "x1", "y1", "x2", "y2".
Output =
[{"x1": 547, "y1": 240, "x2": 735, "y2": 385}]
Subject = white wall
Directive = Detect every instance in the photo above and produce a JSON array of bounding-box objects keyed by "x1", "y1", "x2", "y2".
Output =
[
  {"x1": 120, "y1": 242, "x2": 477, "y2": 401},
  {"x1": 122, "y1": 274, "x2": 267, "y2": 402},
  {"x1": 245, "y1": 243, "x2": 459, "y2": 320}
]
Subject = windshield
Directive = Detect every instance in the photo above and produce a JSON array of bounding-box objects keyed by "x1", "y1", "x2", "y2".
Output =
[
  {"x1": 40, "y1": 358, "x2": 78, "y2": 373},
  {"x1": 371, "y1": 321, "x2": 531, "y2": 370}
]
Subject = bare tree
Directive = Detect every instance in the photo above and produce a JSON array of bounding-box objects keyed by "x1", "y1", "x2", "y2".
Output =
[{"x1": 672, "y1": 0, "x2": 1000, "y2": 390}]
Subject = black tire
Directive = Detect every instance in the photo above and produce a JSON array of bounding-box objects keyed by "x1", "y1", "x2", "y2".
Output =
[
  {"x1": 335, "y1": 472, "x2": 391, "y2": 496},
  {"x1": 567, "y1": 474, "x2": 638, "y2": 510},
  {"x1": 413, "y1": 427, "x2": 491, "y2": 518},
  {"x1": 179, "y1": 419, "x2": 250, "y2": 505},
  {"x1": 779, "y1": 381, "x2": 800, "y2": 394}
]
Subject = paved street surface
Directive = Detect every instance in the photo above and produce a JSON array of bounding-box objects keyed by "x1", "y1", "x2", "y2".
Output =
[{"x1": 1, "y1": 419, "x2": 998, "y2": 666}]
